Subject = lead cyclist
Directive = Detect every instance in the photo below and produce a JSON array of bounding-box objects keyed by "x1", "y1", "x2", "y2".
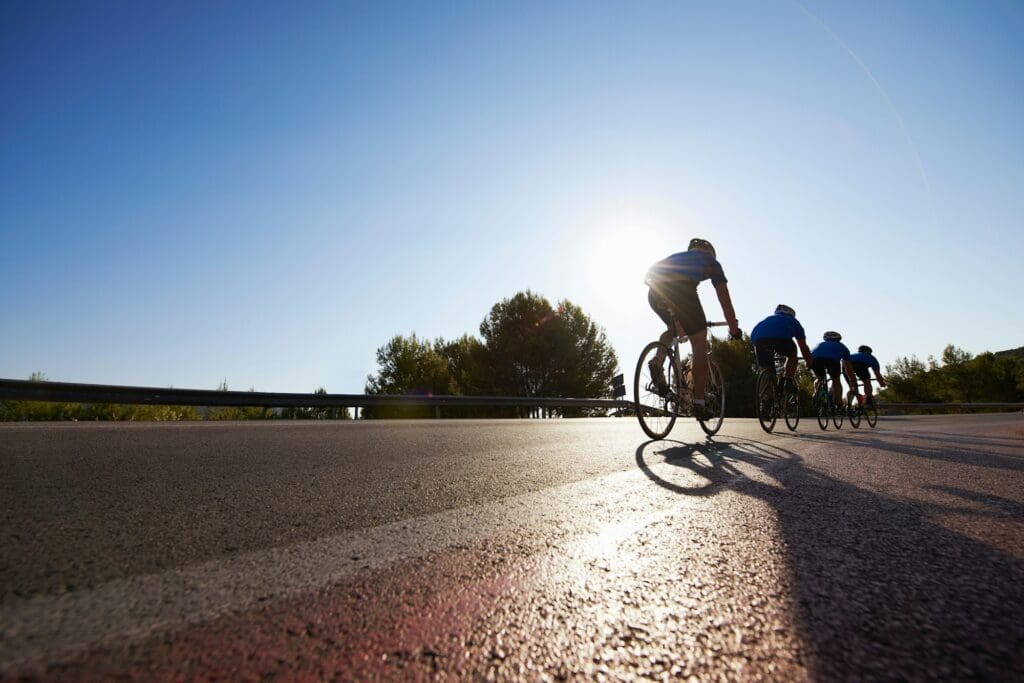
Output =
[{"x1": 644, "y1": 238, "x2": 742, "y2": 420}]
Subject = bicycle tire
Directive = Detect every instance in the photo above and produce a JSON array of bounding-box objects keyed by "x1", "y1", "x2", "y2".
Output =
[
  {"x1": 699, "y1": 358, "x2": 726, "y2": 436},
  {"x1": 755, "y1": 369, "x2": 776, "y2": 433},
  {"x1": 784, "y1": 380, "x2": 800, "y2": 431},
  {"x1": 815, "y1": 386, "x2": 829, "y2": 430},
  {"x1": 832, "y1": 394, "x2": 844, "y2": 429},
  {"x1": 866, "y1": 402, "x2": 878, "y2": 428},
  {"x1": 848, "y1": 393, "x2": 861, "y2": 429},
  {"x1": 634, "y1": 341, "x2": 680, "y2": 440}
]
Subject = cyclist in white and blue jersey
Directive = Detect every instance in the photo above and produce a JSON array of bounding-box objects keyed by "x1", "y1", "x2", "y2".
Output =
[
  {"x1": 750, "y1": 305, "x2": 814, "y2": 389},
  {"x1": 645, "y1": 238, "x2": 742, "y2": 420},
  {"x1": 850, "y1": 345, "x2": 886, "y2": 406},
  {"x1": 811, "y1": 331, "x2": 855, "y2": 409}
]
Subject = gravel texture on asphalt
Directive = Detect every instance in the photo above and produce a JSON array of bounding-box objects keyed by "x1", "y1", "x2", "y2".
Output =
[{"x1": 1, "y1": 413, "x2": 1022, "y2": 680}]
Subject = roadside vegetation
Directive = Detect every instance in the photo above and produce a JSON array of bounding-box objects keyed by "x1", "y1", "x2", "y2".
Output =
[
  {"x1": 361, "y1": 290, "x2": 618, "y2": 418},
  {"x1": 0, "y1": 375, "x2": 351, "y2": 422}
]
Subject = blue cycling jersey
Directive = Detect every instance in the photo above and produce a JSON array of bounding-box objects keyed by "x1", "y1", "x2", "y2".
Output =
[
  {"x1": 811, "y1": 340, "x2": 851, "y2": 361},
  {"x1": 645, "y1": 249, "x2": 727, "y2": 286},
  {"x1": 849, "y1": 352, "x2": 880, "y2": 371},
  {"x1": 750, "y1": 314, "x2": 806, "y2": 343}
]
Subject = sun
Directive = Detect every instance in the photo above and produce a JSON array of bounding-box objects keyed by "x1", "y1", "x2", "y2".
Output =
[{"x1": 582, "y1": 224, "x2": 664, "y2": 311}]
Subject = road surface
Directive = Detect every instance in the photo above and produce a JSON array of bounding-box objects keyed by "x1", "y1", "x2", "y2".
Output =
[{"x1": 2, "y1": 413, "x2": 1023, "y2": 680}]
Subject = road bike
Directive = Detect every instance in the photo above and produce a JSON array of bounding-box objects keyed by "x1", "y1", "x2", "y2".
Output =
[
  {"x1": 846, "y1": 383, "x2": 879, "y2": 428},
  {"x1": 755, "y1": 354, "x2": 800, "y2": 433},
  {"x1": 634, "y1": 322, "x2": 728, "y2": 440},
  {"x1": 812, "y1": 375, "x2": 844, "y2": 430}
]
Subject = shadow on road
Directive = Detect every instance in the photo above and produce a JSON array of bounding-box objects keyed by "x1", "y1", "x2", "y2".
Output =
[
  {"x1": 634, "y1": 429, "x2": 1024, "y2": 679},
  {"x1": 791, "y1": 429, "x2": 1024, "y2": 472}
]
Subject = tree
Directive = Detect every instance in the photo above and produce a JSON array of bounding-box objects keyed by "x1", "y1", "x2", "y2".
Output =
[
  {"x1": 362, "y1": 291, "x2": 619, "y2": 418},
  {"x1": 363, "y1": 333, "x2": 453, "y2": 418},
  {"x1": 478, "y1": 291, "x2": 617, "y2": 400}
]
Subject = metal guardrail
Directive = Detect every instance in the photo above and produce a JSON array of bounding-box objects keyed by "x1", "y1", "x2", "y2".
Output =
[
  {"x1": 0, "y1": 378, "x2": 632, "y2": 411},
  {"x1": 877, "y1": 402, "x2": 1024, "y2": 410}
]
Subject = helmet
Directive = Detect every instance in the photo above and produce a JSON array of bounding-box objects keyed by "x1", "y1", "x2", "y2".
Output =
[
  {"x1": 858, "y1": 345, "x2": 872, "y2": 354},
  {"x1": 775, "y1": 304, "x2": 796, "y2": 317},
  {"x1": 823, "y1": 331, "x2": 842, "y2": 342},
  {"x1": 688, "y1": 238, "x2": 716, "y2": 258}
]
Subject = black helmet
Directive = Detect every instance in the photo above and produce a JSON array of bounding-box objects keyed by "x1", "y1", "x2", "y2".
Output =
[
  {"x1": 775, "y1": 304, "x2": 795, "y2": 317},
  {"x1": 858, "y1": 345, "x2": 872, "y2": 354},
  {"x1": 688, "y1": 238, "x2": 716, "y2": 257},
  {"x1": 823, "y1": 331, "x2": 842, "y2": 342}
]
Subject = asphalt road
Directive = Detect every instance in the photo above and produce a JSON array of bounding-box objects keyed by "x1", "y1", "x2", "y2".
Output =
[{"x1": 2, "y1": 413, "x2": 1023, "y2": 680}]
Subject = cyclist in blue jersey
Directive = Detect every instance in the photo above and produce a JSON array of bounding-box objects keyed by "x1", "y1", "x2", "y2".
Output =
[
  {"x1": 645, "y1": 238, "x2": 742, "y2": 420},
  {"x1": 750, "y1": 305, "x2": 814, "y2": 389},
  {"x1": 810, "y1": 331, "x2": 855, "y2": 409},
  {"x1": 850, "y1": 345, "x2": 886, "y2": 406}
]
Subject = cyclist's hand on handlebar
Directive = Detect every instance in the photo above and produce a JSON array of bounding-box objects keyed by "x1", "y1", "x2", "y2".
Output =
[{"x1": 729, "y1": 327, "x2": 743, "y2": 341}]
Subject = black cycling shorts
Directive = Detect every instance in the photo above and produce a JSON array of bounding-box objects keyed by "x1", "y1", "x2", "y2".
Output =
[
  {"x1": 851, "y1": 362, "x2": 872, "y2": 383},
  {"x1": 647, "y1": 279, "x2": 707, "y2": 336},
  {"x1": 812, "y1": 357, "x2": 842, "y2": 381},
  {"x1": 754, "y1": 338, "x2": 796, "y2": 369}
]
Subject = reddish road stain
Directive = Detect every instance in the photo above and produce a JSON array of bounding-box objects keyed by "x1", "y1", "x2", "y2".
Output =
[{"x1": 19, "y1": 539, "x2": 542, "y2": 681}]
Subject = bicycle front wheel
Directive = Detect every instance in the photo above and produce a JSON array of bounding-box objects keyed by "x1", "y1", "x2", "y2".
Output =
[
  {"x1": 866, "y1": 402, "x2": 878, "y2": 428},
  {"x1": 848, "y1": 393, "x2": 862, "y2": 429},
  {"x1": 815, "y1": 387, "x2": 829, "y2": 430},
  {"x1": 784, "y1": 380, "x2": 800, "y2": 431},
  {"x1": 634, "y1": 341, "x2": 680, "y2": 440},
  {"x1": 832, "y1": 396, "x2": 844, "y2": 429},
  {"x1": 699, "y1": 358, "x2": 726, "y2": 436},
  {"x1": 755, "y1": 369, "x2": 776, "y2": 434}
]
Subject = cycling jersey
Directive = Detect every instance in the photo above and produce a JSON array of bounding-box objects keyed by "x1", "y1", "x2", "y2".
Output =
[
  {"x1": 750, "y1": 314, "x2": 806, "y2": 343},
  {"x1": 811, "y1": 340, "x2": 851, "y2": 361},
  {"x1": 645, "y1": 250, "x2": 727, "y2": 286},
  {"x1": 849, "y1": 352, "x2": 880, "y2": 372}
]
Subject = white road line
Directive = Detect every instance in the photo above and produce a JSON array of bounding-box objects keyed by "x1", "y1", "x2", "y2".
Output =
[{"x1": 0, "y1": 440, "x2": 795, "y2": 670}]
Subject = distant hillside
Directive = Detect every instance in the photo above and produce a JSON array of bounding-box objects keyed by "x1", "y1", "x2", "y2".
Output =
[{"x1": 994, "y1": 346, "x2": 1024, "y2": 360}]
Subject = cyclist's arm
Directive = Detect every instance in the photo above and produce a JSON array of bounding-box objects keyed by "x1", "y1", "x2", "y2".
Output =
[
  {"x1": 797, "y1": 339, "x2": 814, "y2": 367},
  {"x1": 842, "y1": 359, "x2": 857, "y2": 386},
  {"x1": 873, "y1": 367, "x2": 886, "y2": 387},
  {"x1": 712, "y1": 282, "x2": 740, "y2": 335}
]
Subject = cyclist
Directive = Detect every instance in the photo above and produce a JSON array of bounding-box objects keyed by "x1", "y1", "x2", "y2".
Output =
[
  {"x1": 644, "y1": 238, "x2": 742, "y2": 420},
  {"x1": 810, "y1": 331, "x2": 855, "y2": 410},
  {"x1": 750, "y1": 305, "x2": 814, "y2": 389},
  {"x1": 850, "y1": 345, "x2": 886, "y2": 406}
]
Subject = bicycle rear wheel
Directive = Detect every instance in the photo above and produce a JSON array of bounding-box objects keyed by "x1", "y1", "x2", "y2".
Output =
[
  {"x1": 783, "y1": 380, "x2": 800, "y2": 431},
  {"x1": 634, "y1": 341, "x2": 680, "y2": 440},
  {"x1": 847, "y1": 393, "x2": 861, "y2": 428},
  {"x1": 755, "y1": 369, "x2": 776, "y2": 433},
  {"x1": 866, "y1": 401, "x2": 878, "y2": 428},
  {"x1": 699, "y1": 358, "x2": 726, "y2": 436}
]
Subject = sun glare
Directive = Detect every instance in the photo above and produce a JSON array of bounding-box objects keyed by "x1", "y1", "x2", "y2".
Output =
[{"x1": 583, "y1": 224, "x2": 664, "y2": 311}]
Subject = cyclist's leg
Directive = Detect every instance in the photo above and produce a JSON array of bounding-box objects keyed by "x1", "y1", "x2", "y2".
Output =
[
  {"x1": 828, "y1": 361, "x2": 844, "y2": 406},
  {"x1": 667, "y1": 284, "x2": 708, "y2": 400},
  {"x1": 772, "y1": 338, "x2": 798, "y2": 382},
  {"x1": 646, "y1": 287, "x2": 675, "y2": 369},
  {"x1": 689, "y1": 329, "x2": 709, "y2": 400},
  {"x1": 753, "y1": 340, "x2": 777, "y2": 375},
  {"x1": 811, "y1": 358, "x2": 827, "y2": 390},
  {"x1": 852, "y1": 363, "x2": 871, "y2": 404}
]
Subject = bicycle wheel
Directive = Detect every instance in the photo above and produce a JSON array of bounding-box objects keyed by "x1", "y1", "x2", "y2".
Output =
[
  {"x1": 756, "y1": 369, "x2": 776, "y2": 433},
  {"x1": 866, "y1": 401, "x2": 878, "y2": 428},
  {"x1": 832, "y1": 394, "x2": 844, "y2": 429},
  {"x1": 634, "y1": 341, "x2": 680, "y2": 440},
  {"x1": 783, "y1": 380, "x2": 800, "y2": 431},
  {"x1": 847, "y1": 392, "x2": 861, "y2": 429},
  {"x1": 700, "y1": 358, "x2": 726, "y2": 436},
  {"x1": 814, "y1": 386, "x2": 829, "y2": 430}
]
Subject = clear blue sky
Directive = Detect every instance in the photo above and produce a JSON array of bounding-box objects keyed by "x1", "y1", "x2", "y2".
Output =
[{"x1": 2, "y1": 0, "x2": 1022, "y2": 393}]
